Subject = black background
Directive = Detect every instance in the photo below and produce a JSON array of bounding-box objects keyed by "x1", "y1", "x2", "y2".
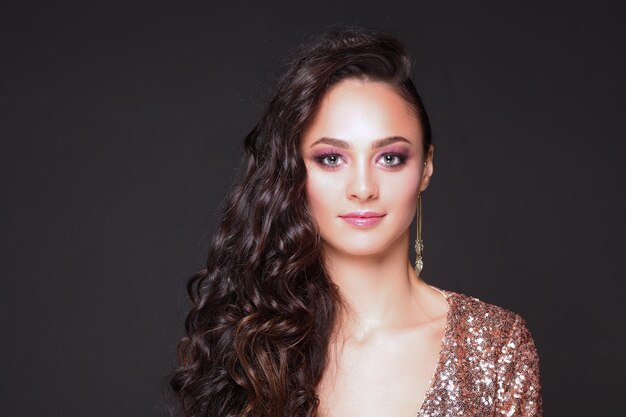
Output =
[{"x1": 2, "y1": 1, "x2": 624, "y2": 416}]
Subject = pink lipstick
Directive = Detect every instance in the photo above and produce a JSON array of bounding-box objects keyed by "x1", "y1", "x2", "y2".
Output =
[{"x1": 339, "y1": 211, "x2": 386, "y2": 227}]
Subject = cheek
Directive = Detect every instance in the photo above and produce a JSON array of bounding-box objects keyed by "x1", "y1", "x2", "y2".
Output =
[
  {"x1": 305, "y1": 170, "x2": 340, "y2": 222},
  {"x1": 380, "y1": 170, "x2": 422, "y2": 231},
  {"x1": 382, "y1": 170, "x2": 421, "y2": 207}
]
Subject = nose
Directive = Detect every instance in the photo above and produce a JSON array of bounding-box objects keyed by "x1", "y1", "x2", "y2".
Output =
[{"x1": 347, "y1": 157, "x2": 378, "y2": 201}]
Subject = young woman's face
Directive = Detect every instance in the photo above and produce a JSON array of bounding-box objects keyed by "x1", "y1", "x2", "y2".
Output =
[{"x1": 300, "y1": 78, "x2": 434, "y2": 257}]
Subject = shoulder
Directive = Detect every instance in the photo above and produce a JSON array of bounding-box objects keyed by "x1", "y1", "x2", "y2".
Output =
[
  {"x1": 446, "y1": 288, "x2": 522, "y2": 325},
  {"x1": 441, "y1": 288, "x2": 534, "y2": 349},
  {"x1": 436, "y1": 288, "x2": 543, "y2": 414}
]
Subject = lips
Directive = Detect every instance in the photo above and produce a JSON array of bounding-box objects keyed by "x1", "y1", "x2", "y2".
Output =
[
  {"x1": 339, "y1": 211, "x2": 386, "y2": 227},
  {"x1": 339, "y1": 211, "x2": 385, "y2": 218}
]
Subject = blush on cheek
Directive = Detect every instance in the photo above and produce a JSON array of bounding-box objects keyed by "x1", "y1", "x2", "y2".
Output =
[{"x1": 389, "y1": 175, "x2": 420, "y2": 217}]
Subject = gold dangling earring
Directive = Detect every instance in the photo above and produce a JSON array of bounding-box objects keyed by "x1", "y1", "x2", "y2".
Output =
[
  {"x1": 414, "y1": 160, "x2": 427, "y2": 276},
  {"x1": 414, "y1": 192, "x2": 424, "y2": 276}
]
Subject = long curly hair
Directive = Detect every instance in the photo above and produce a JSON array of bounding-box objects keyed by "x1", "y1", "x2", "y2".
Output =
[{"x1": 168, "y1": 25, "x2": 433, "y2": 417}]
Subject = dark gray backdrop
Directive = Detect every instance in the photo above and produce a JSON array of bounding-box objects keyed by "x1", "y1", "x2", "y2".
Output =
[{"x1": 2, "y1": 1, "x2": 624, "y2": 416}]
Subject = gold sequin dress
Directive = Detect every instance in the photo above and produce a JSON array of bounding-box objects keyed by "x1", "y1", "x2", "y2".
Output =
[{"x1": 419, "y1": 286, "x2": 543, "y2": 416}]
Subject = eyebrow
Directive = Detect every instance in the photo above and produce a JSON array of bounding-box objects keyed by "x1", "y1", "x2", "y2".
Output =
[{"x1": 309, "y1": 136, "x2": 412, "y2": 149}]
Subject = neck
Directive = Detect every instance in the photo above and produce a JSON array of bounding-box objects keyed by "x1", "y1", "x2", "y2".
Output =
[{"x1": 322, "y1": 229, "x2": 427, "y2": 345}]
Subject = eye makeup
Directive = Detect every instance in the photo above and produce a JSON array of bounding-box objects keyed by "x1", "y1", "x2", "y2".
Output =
[
  {"x1": 311, "y1": 149, "x2": 410, "y2": 169},
  {"x1": 380, "y1": 151, "x2": 408, "y2": 166}
]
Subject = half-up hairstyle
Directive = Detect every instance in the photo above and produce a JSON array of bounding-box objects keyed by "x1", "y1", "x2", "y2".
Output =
[{"x1": 168, "y1": 25, "x2": 433, "y2": 417}]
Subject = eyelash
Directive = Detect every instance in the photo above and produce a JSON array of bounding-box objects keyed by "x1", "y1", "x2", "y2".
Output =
[{"x1": 312, "y1": 152, "x2": 408, "y2": 169}]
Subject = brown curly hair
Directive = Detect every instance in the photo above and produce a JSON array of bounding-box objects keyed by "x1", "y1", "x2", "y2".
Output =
[{"x1": 167, "y1": 24, "x2": 433, "y2": 417}]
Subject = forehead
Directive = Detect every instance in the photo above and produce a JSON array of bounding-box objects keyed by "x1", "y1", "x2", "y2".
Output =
[{"x1": 301, "y1": 79, "x2": 422, "y2": 147}]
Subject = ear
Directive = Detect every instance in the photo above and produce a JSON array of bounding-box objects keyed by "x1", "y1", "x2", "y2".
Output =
[{"x1": 419, "y1": 144, "x2": 435, "y2": 192}]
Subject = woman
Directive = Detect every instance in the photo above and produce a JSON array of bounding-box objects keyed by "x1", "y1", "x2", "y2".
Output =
[{"x1": 169, "y1": 26, "x2": 543, "y2": 417}]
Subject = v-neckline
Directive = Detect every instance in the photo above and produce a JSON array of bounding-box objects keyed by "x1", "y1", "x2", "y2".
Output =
[{"x1": 415, "y1": 285, "x2": 455, "y2": 416}]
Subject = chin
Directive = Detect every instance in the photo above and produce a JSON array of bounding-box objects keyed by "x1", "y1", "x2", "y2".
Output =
[{"x1": 323, "y1": 237, "x2": 390, "y2": 256}]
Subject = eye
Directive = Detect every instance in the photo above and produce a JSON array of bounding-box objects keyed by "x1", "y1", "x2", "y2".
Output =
[
  {"x1": 313, "y1": 152, "x2": 344, "y2": 169},
  {"x1": 379, "y1": 152, "x2": 408, "y2": 167},
  {"x1": 311, "y1": 151, "x2": 408, "y2": 169}
]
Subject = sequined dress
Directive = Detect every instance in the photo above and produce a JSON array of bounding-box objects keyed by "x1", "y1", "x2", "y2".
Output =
[{"x1": 418, "y1": 286, "x2": 543, "y2": 416}]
